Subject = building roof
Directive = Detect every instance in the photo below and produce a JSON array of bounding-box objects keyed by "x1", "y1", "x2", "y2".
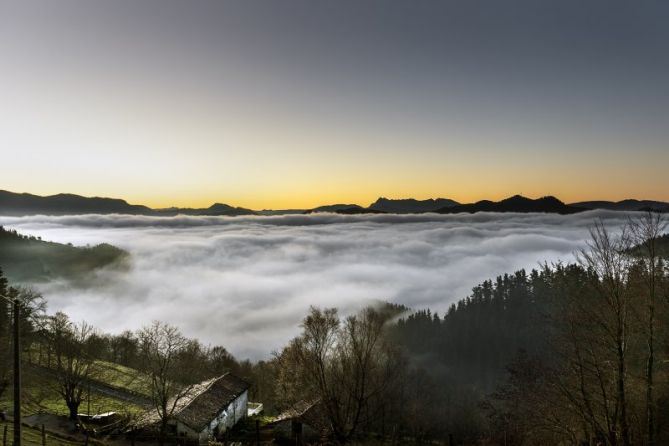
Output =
[
  {"x1": 272, "y1": 400, "x2": 321, "y2": 424},
  {"x1": 272, "y1": 399, "x2": 331, "y2": 435},
  {"x1": 134, "y1": 373, "x2": 250, "y2": 433}
]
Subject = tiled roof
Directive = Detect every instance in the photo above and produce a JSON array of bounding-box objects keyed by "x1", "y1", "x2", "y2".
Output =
[{"x1": 135, "y1": 373, "x2": 250, "y2": 432}]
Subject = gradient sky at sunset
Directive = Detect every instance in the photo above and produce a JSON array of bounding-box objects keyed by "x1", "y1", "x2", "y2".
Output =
[{"x1": 1, "y1": 0, "x2": 668, "y2": 209}]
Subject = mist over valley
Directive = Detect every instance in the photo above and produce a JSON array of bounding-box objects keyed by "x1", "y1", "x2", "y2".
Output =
[{"x1": 0, "y1": 210, "x2": 629, "y2": 359}]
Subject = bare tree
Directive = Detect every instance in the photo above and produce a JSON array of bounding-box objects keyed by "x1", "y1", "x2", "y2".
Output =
[
  {"x1": 0, "y1": 271, "x2": 11, "y2": 401},
  {"x1": 484, "y1": 218, "x2": 669, "y2": 446},
  {"x1": 0, "y1": 278, "x2": 45, "y2": 400},
  {"x1": 276, "y1": 306, "x2": 405, "y2": 443},
  {"x1": 47, "y1": 312, "x2": 97, "y2": 420},
  {"x1": 137, "y1": 321, "x2": 196, "y2": 446},
  {"x1": 627, "y1": 211, "x2": 667, "y2": 446},
  {"x1": 554, "y1": 275, "x2": 621, "y2": 445},
  {"x1": 576, "y1": 221, "x2": 635, "y2": 446}
]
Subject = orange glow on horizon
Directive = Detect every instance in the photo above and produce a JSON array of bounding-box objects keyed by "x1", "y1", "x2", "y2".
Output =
[{"x1": 8, "y1": 184, "x2": 669, "y2": 211}]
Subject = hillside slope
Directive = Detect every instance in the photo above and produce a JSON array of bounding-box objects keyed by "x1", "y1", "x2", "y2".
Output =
[{"x1": 0, "y1": 227, "x2": 128, "y2": 283}]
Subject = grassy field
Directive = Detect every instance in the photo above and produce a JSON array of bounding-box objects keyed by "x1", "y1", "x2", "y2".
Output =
[
  {"x1": 0, "y1": 365, "x2": 145, "y2": 418},
  {"x1": 0, "y1": 374, "x2": 143, "y2": 416},
  {"x1": 0, "y1": 422, "x2": 90, "y2": 446},
  {"x1": 0, "y1": 358, "x2": 153, "y2": 446},
  {"x1": 92, "y1": 361, "x2": 153, "y2": 398},
  {"x1": 26, "y1": 347, "x2": 152, "y2": 401}
]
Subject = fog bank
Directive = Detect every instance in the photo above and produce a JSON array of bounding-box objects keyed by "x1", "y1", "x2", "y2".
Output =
[{"x1": 0, "y1": 211, "x2": 628, "y2": 359}]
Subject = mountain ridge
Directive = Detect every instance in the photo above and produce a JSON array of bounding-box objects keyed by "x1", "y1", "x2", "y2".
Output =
[
  {"x1": 570, "y1": 199, "x2": 669, "y2": 212},
  {"x1": 369, "y1": 197, "x2": 459, "y2": 213},
  {"x1": 0, "y1": 190, "x2": 152, "y2": 215},
  {"x1": 437, "y1": 195, "x2": 583, "y2": 214},
  {"x1": 0, "y1": 190, "x2": 255, "y2": 217},
  {"x1": 1, "y1": 190, "x2": 667, "y2": 217}
]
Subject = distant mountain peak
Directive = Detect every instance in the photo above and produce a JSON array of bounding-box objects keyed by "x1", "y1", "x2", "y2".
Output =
[
  {"x1": 438, "y1": 195, "x2": 579, "y2": 215},
  {"x1": 2, "y1": 189, "x2": 666, "y2": 217},
  {"x1": 501, "y1": 194, "x2": 530, "y2": 203},
  {"x1": 208, "y1": 203, "x2": 235, "y2": 210},
  {"x1": 570, "y1": 199, "x2": 669, "y2": 212},
  {"x1": 501, "y1": 194, "x2": 565, "y2": 204},
  {"x1": 369, "y1": 197, "x2": 459, "y2": 213}
]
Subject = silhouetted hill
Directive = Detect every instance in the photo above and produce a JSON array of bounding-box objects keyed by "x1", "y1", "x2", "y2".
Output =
[
  {"x1": 0, "y1": 226, "x2": 128, "y2": 283},
  {"x1": 305, "y1": 204, "x2": 386, "y2": 215},
  {"x1": 369, "y1": 197, "x2": 459, "y2": 213},
  {"x1": 336, "y1": 206, "x2": 385, "y2": 215},
  {"x1": 257, "y1": 209, "x2": 308, "y2": 215},
  {"x1": 206, "y1": 203, "x2": 254, "y2": 215},
  {"x1": 154, "y1": 203, "x2": 255, "y2": 216},
  {"x1": 437, "y1": 195, "x2": 582, "y2": 214},
  {"x1": 0, "y1": 190, "x2": 151, "y2": 216},
  {"x1": 570, "y1": 199, "x2": 669, "y2": 212},
  {"x1": 308, "y1": 204, "x2": 365, "y2": 213},
  {"x1": 3, "y1": 190, "x2": 668, "y2": 217},
  {"x1": 0, "y1": 190, "x2": 254, "y2": 216}
]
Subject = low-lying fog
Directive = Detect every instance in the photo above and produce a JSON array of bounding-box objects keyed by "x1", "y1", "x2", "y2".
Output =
[{"x1": 0, "y1": 211, "x2": 629, "y2": 359}]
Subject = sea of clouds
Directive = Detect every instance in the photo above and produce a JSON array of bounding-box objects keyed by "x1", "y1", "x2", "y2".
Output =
[{"x1": 0, "y1": 211, "x2": 630, "y2": 359}]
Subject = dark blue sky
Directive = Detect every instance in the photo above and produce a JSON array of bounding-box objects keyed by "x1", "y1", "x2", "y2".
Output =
[{"x1": 1, "y1": 0, "x2": 668, "y2": 207}]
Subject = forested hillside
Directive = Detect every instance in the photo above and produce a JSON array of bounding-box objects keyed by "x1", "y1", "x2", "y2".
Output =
[
  {"x1": 393, "y1": 267, "x2": 560, "y2": 391},
  {"x1": 388, "y1": 215, "x2": 669, "y2": 445},
  {"x1": 0, "y1": 226, "x2": 128, "y2": 283},
  {"x1": 655, "y1": 233, "x2": 669, "y2": 257}
]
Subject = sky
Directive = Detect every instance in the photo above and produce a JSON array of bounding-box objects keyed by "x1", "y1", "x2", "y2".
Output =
[
  {"x1": 0, "y1": 210, "x2": 630, "y2": 358},
  {"x1": 1, "y1": 0, "x2": 668, "y2": 209}
]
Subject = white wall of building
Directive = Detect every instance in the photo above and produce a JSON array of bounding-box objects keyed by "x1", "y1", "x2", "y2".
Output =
[{"x1": 197, "y1": 390, "x2": 249, "y2": 443}]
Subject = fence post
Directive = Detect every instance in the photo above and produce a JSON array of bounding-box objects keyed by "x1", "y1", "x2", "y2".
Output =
[
  {"x1": 256, "y1": 419, "x2": 260, "y2": 446},
  {"x1": 41, "y1": 424, "x2": 45, "y2": 446},
  {"x1": 3, "y1": 425, "x2": 7, "y2": 446}
]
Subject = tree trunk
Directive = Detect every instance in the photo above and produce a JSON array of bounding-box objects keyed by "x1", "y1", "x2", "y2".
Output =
[
  {"x1": 617, "y1": 337, "x2": 630, "y2": 446},
  {"x1": 645, "y1": 253, "x2": 657, "y2": 446},
  {"x1": 160, "y1": 417, "x2": 168, "y2": 446},
  {"x1": 67, "y1": 400, "x2": 80, "y2": 421},
  {"x1": 646, "y1": 304, "x2": 655, "y2": 446}
]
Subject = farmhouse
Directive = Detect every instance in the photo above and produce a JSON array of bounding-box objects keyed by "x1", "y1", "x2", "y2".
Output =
[
  {"x1": 272, "y1": 400, "x2": 330, "y2": 444},
  {"x1": 134, "y1": 373, "x2": 250, "y2": 444}
]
